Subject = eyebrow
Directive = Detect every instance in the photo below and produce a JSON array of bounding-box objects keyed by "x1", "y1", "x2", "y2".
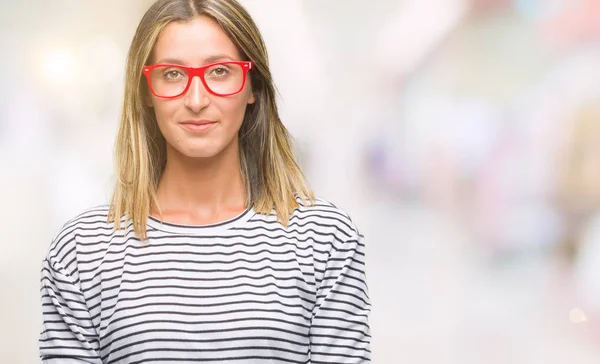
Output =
[{"x1": 154, "y1": 54, "x2": 237, "y2": 65}]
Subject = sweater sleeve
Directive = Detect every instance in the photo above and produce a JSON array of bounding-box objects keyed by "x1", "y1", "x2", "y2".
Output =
[
  {"x1": 309, "y1": 230, "x2": 372, "y2": 363},
  {"x1": 39, "y1": 257, "x2": 102, "y2": 363}
]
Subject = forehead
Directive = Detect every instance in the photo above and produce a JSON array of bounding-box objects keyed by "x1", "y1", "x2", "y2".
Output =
[{"x1": 152, "y1": 15, "x2": 242, "y2": 65}]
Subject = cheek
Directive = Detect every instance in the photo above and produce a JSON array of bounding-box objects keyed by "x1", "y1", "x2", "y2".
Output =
[
  {"x1": 152, "y1": 100, "x2": 178, "y2": 130},
  {"x1": 218, "y1": 82, "x2": 254, "y2": 124},
  {"x1": 215, "y1": 98, "x2": 250, "y2": 128}
]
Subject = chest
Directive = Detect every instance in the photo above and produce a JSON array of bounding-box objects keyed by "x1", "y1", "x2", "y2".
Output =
[{"x1": 89, "y1": 236, "x2": 315, "y2": 363}]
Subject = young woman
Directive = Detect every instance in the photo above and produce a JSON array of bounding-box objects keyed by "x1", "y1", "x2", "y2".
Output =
[{"x1": 39, "y1": 0, "x2": 371, "y2": 362}]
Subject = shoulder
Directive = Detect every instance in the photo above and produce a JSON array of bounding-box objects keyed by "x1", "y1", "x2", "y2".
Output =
[
  {"x1": 292, "y1": 196, "x2": 363, "y2": 240},
  {"x1": 45, "y1": 204, "x2": 120, "y2": 266}
]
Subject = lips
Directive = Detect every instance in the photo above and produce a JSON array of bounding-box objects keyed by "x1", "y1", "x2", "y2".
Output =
[
  {"x1": 179, "y1": 120, "x2": 217, "y2": 133},
  {"x1": 180, "y1": 120, "x2": 217, "y2": 126}
]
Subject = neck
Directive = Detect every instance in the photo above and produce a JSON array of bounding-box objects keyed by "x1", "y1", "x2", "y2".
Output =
[{"x1": 153, "y1": 141, "x2": 247, "y2": 223}]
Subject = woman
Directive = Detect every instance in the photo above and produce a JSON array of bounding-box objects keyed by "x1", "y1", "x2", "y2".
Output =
[{"x1": 39, "y1": 0, "x2": 371, "y2": 362}]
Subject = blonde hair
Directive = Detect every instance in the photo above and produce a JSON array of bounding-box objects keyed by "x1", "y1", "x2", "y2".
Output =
[{"x1": 108, "y1": 0, "x2": 314, "y2": 240}]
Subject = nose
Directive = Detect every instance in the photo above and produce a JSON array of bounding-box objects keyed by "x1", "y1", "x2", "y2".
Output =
[{"x1": 183, "y1": 75, "x2": 210, "y2": 113}]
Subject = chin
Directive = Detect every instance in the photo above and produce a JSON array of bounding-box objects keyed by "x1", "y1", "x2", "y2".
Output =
[
  {"x1": 180, "y1": 148, "x2": 222, "y2": 159},
  {"x1": 176, "y1": 141, "x2": 225, "y2": 159}
]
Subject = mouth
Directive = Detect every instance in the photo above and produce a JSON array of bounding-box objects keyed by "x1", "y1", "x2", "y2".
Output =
[{"x1": 179, "y1": 120, "x2": 218, "y2": 133}]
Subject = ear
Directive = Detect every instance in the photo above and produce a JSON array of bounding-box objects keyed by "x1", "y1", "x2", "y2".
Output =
[
  {"x1": 247, "y1": 91, "x2": 255, "y2": 105},
  {"x1": 144, "y1": 90, "x2": 154, "y2": 108}
]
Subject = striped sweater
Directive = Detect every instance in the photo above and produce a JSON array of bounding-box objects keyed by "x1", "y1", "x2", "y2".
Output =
[{"x1": 39, "y1": 198, "x2": 371, "y2": 363}]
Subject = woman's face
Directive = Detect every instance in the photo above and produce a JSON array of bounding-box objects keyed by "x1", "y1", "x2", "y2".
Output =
[{"x1": 148, "y1": 15, "x2": 255, "y2": 159}]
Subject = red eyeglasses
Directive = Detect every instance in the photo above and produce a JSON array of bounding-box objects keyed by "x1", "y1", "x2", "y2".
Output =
[{"x1": 142, "y1": 61, "x2": 252, "y2": 98}]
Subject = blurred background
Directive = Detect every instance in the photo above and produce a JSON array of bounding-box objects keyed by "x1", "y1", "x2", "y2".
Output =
[{"x1": 2, "y1": 0, "x2": 600, "y2": 362}]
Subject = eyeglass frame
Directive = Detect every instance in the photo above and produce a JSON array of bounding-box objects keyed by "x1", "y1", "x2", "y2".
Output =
[{"x1": 142, "y1": 61, "x2": 253, "y2": 99}]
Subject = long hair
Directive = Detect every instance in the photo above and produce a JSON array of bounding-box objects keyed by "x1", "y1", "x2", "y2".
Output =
[{"x1": 108, "y1": 0, "x2": 314, "y2": 240}]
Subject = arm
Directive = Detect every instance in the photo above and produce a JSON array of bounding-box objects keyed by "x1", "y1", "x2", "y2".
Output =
[
  {"x1": 310, "y1": 231, "x2": 372, "y2": 363},
  {"x1": 39, "y1": 257, "x2": 102, "y2": 363}
]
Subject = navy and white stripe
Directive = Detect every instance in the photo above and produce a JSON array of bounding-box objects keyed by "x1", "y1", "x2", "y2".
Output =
[{"x1": 39, "y1": 198, "x2": 371, "y2": 363}]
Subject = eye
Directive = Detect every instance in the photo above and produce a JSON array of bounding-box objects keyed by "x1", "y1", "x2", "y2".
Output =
[
  {"x1": 210, "y1": 67, "x2": 229, "y2": 77},
  {"x1": 164, "y1": 69, "x2": 185, "y2": 80}
]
